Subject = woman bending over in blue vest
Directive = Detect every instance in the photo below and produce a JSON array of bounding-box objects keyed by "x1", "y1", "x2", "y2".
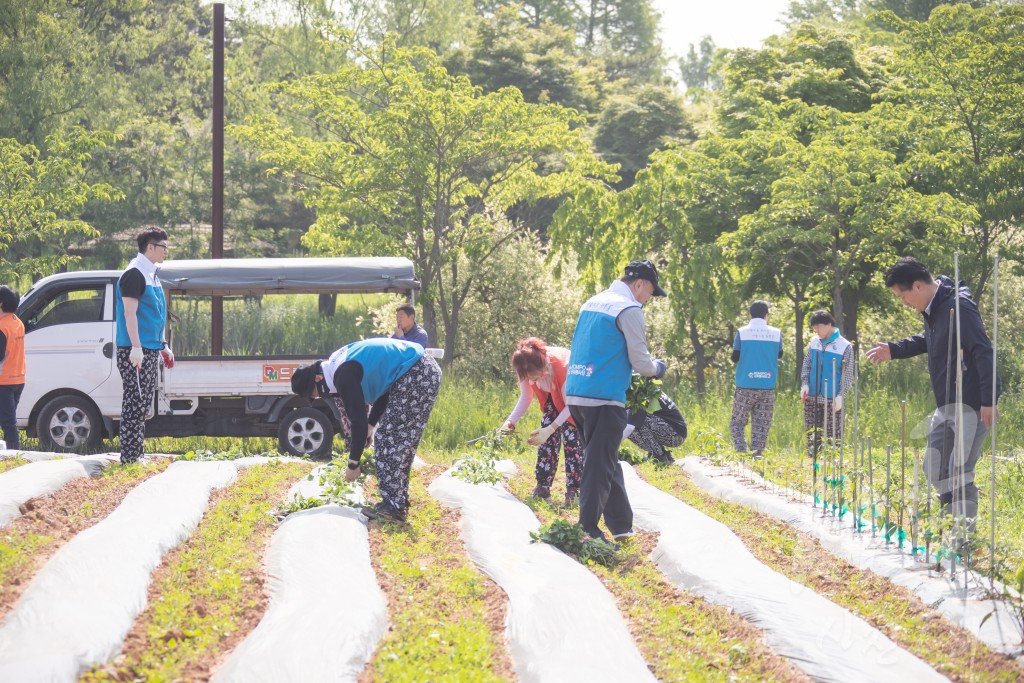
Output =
[{"x1": 291, "y1": 338, "x2": 442, "y2": 523}]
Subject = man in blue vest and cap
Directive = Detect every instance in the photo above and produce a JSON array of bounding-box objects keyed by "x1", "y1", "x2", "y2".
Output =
[
  {"x1": 730, "y1": 300, "x2": 783, "y2": 458},
  {"x1": 565, "y1": 259, "x2": 667, "y2": 545}
]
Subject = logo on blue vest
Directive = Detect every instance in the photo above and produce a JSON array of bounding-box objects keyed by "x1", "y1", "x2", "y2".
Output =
[{"x1": 567, "y1": 363, "x2": 594, "y2": 378}]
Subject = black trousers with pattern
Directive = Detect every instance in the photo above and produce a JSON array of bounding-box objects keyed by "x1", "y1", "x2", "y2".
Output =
[
  {"x1": 117, "y1": 347, "x2": 159, "y2": 463},
  {"x1": 375, "y1": 355, "x2": 442, "y2": 511},
  {"x1": 535, "y1": 396, "x2": 583, "y2": 496}
]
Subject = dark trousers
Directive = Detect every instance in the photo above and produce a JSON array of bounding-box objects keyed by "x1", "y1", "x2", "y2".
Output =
[
  {"x1": 569, "y1": 404, "x2": 631, "y2": 540},
  {"x1": 0, "y1": 383, "x2": 24, "y2": 450}
]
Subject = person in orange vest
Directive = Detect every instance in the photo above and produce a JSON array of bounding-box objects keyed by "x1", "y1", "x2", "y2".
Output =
[
  {"x1": 0, "y1": 286, "x2": 26, "y2": 450},
  {"x1": 501, "y1": 337, "x2": 583, "y2": 506}
]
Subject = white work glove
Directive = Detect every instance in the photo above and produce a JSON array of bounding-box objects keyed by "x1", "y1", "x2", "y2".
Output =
[
  {"x1": 500, "y1": 421, "x2": 515, "y2": 433},
  {"x1": 161, "y1": 347, "x2": 174, "y2": 368},
  {"x1": 129, "y1": 347, "x2": 144, "y2": 368},
  {"x1": 834, "y1": 395, "x2": 844, "y2": 412},
  {"x1": 527, "y1": 424, "x2": 556, "y2": 446},
  {"x1": 800, "y1": 385, "x2": 809, "y2": 403}
]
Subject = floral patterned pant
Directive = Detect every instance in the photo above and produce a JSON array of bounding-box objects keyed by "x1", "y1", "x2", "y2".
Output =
[
  {"x1": 374, "y1": 355, "x2": 442, "y2": 510},
  {"x1": 117, "y1": 347, "x2": 159, "y2": 463},
  {"x1": 536, "y1": 397, "x2": 583, "y2": 497}
]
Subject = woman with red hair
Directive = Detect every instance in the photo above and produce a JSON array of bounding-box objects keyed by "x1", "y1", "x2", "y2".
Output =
[{"x1": 501, "y1": 337, "x2": 583, "y2": 505}]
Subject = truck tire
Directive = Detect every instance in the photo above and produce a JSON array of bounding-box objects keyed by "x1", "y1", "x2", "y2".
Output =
[
  {"x1": 36, "y1": 395, "x2": 103, "y2": 453},
  {"x1": 278, "y1": 407, "x2": 334, "y2": 460}
]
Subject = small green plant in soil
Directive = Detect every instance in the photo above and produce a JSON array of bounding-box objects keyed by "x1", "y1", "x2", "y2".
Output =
[{"x1": 452, "y1": 430, "x2": 523, "y2": 486}]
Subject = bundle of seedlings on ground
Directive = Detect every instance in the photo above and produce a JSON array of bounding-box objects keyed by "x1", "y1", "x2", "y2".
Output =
[
  {"x1": 363, "y1": 470, "x2": 513, "y2": 682},
  {"x1": 82, "y1": 459, "x2": 311, "y2": 683},
  {"x1": 530, "y1": 518, "x2": 619, "y2": 567}
]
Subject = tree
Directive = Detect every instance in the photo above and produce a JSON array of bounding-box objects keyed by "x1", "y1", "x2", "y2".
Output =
[
  {"x1": 231, "y1": 35, "x2": 614, "y2": 363},
  {"x1": 678, "y1": 35, "x2": 720, "y2": 93},
  {"x1": 445, "y1": 7, "x2": 606, "y2": 115},
  {"x1": 0, "y1": 129, "x2": 122, "y2": 283},
  {"x1": 592, "y1": 84, "x2": 694, "y2": 188},
  {"x1": 879, "y1": 3, "x2": 1024, "y2": 299}
]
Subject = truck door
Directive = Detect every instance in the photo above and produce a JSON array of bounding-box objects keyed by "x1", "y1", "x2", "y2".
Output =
[{"x1": 18, "y1": 281, "x2": 117, "y2": 424}]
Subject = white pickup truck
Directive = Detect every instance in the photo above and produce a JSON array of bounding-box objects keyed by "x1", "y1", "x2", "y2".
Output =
[{"x1": 15, "y1": 257, "x2": 421, "y2": 458}]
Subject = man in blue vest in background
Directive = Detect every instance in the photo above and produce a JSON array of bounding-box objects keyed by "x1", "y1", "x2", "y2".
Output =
[
  {"x1": 801, "y1": 310, "x2": 854, "y2": 460},
  {"x1": 565, "y1": 259, "x2": 667, "y2": 545},
  {"x1": 729, "y1": 300, "x2": 783, "y2": 458}
]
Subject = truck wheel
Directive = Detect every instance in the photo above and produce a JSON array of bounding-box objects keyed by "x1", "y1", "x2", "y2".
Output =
[
  {"x1": 37, "y1": 395, "x2": 103, "y2": 453},
  {"x1": 278, "y1": 407, "x2": 334, "y2": 460}
]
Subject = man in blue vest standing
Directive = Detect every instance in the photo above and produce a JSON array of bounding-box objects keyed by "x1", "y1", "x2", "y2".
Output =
[
  {"x1": 800, "y1": 310, "x2": 853, "y2": 460},
  {"x1": 566, "y1": 259, "x2": 667, "y2": 545},
  {"x1": 729, "y1": 300, "x2": 783, "y2": 458},
  {"x1": 115, "y1": 227, "x2": 171, "y2": 464}
]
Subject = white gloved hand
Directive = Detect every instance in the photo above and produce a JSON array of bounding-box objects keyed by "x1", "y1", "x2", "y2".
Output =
[
  {"x1": 800, "y1": 384, "x2": 809, "y2": 402},
  {"x1": 163, "y1": 347, "x2": 174, "y2": 365},
  {"x1": 527, "y1": 424, "x2": 556, "y2": 446},
  {"x1": 834, "y1": 395, "x2": 844, "y2": 412},
  {"x1": 500, "y1": 421, "x2": 515, "y2": 433},
  {"x1": 129, "y1": 347, "x2": 144, "y2": 368}
]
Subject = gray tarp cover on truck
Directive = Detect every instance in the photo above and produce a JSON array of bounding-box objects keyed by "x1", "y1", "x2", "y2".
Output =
[{"x1": 158, "y1": 257, "x2": 419, "y2": 296}]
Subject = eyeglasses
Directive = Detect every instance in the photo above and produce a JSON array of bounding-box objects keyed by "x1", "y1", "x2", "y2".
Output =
[{"x1": 151, "y1": 243, "x2": 169, "y2": 251}]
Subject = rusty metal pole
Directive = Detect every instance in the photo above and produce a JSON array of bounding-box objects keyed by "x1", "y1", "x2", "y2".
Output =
[{"x1": 211, "y1": 3, "x2": 225, "y2": 355}]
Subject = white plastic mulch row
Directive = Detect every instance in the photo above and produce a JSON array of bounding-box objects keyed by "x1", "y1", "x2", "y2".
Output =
[
  {"x1": 621, "y1": 463, "x2": 947, "y2": 683},
  {"x1": 0, "y1": 453, "x2": 118, "y2": 526},
  {"x1": 214, "y1": 468, "x2": 386, "y2": 683},
  {"x1": 429, "y1": 460, "x2": 656, "y2": 683},
  {"x1": 0, "y1": 459, "x2": 246, "y2": 682},
  {"x1": 0, "y1": 447, "x2": 119, "y2": 463},
  {"x1": 682, "y1": 456, "x2": 1024, "y2": 661}
]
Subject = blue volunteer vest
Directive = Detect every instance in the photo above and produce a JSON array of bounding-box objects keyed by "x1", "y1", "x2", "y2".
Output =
[
  {"x1": 807, "y1": 331, "x2": 850, "y2": 399},
  {"x1": 322, "y1": 338, "x2": 423, "y2": 403},
  {"x1": 734, "y1": 319, "x2": 782, "y2": 389},
  {"x1": 115, "y1": 262, "x2": 167, "y2": 349},
  {"x1": 565, "y1": 283, "x2": 640, "y2": 403}
]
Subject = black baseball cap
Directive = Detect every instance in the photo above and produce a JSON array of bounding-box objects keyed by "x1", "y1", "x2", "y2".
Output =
[
  {"x1": 291, "y1": 362, "x2": 321, "y2": 399},
  {"x1": 624, "y1": 259, "x2": 667, "y2": 296}
]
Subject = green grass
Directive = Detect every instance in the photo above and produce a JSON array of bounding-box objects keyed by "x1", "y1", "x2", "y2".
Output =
[
  {"x1": 82, "y1": 460, "x2": 311, "y2": 683},
  {"x1": 170, "y1": 292, "x2": 394, "y2": 356},
  {"x1": 363, "y1": 462, "x2": 511, "y2": 683},
  {"x1": 0, "y1": 456, "x2": 29, "y2": 474}
]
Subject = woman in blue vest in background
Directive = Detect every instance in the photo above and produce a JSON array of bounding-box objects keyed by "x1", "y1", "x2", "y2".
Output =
[
  {"x1": 800, "y1": 310, "x2": 854, "y2": 460},
  {"x1": 291, "y1": 337, "x2": 442, "y2": 523}
]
